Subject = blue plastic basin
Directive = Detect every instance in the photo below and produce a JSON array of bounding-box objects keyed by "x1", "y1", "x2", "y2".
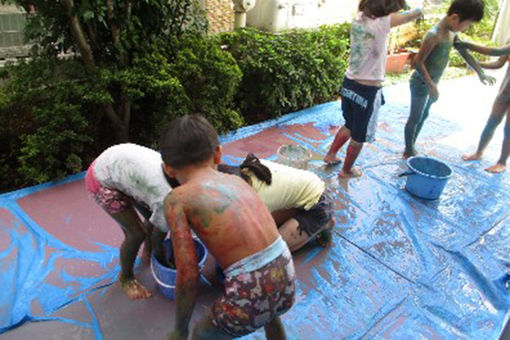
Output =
[
  {"x1": 403, "y1": 156, "x2": 453, "y2": 200},
  {"x1": 150, "y1": 238, "x2": 208, "y2": 300}
]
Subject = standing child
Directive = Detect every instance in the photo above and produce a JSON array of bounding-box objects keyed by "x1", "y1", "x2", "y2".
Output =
[
  {"x1": 459, "y1": 39, "x2": 510, "y2": 172},
  {"x1": 85, "y1": 143, "x2": 170, "y2": 299},
  {"x1": 160, "y1": 115, "x2": 295, "y2": 340},
  {"x1": 324, "y1": 0, "x2": 423, "y2": 177},
  {"x1": 403, "y1": 0, "x2": 495, "y2": 158}
]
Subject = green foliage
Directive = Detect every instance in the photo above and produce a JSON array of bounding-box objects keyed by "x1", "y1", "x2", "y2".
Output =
[
  {"x1": 8, "y1": 0, "x2": 207, "y2": 60},
  {"x1": 170, "y1": 33, "x2": 244, "y2": 133},
  {"x1": 0, "y1": 59, "x2": 97, "y2": 187},
  {"x1": 218, "y1": 24, "x2": 350, "y2": 123},
  {"x1": 0, "y1": 19, "x2": 351, "y2": 192}
]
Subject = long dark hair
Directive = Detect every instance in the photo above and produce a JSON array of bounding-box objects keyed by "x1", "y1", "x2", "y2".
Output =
[
  {"x1": 240, "y1": 153, "x2": 272, "y2": 185},
  {"x1": 217, "y1": 153, "x2": 272, "y2": 185},
  {"x1": 358, "y1": 0, "x2": 406, "y2": 18}
]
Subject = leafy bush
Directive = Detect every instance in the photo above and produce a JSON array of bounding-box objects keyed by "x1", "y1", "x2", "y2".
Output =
[
  {"x1": 0, "y1": 59, "x2": 98, "y2": 188},
  {"x1": 218, "y1": 24, "x2": 350, "y2": 123},
  {"x1": 0, "y1": 23, "x2": 351, "y2": 192},
  {"x1": 169, "y1": 33, "x2": 244, "y2": 133}
]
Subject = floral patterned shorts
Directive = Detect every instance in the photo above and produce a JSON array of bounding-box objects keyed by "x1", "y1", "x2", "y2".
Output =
[
  {"x1": 212, "y1": 240, "x2": 296, "y2": 337},
  {"x1": 85, "y1": 161, "x2": 130, "y2": 215}
]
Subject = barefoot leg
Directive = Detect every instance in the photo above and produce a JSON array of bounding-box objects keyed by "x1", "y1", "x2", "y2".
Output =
[
  {"x1": 486, "y1": 107, "x2": 510, "y2": 173},
  {"x1": 324, "y1": 126, "x2": 351, "y2": 164},
  {"x1": 339, "y1": 140, "x2": 363, "y2": 178},
  {"x1": 405, "y1": 91, "x2": 429, "y2": 157},
  {"x1": 466, "y1": 102, "x2": 507, "y2": 161},
  {"x1": 111, "y1": 207, "x2": 152, "y2": 299}
]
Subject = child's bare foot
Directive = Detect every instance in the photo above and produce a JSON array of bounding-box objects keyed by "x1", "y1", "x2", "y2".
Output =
[
  {"x1": 339, "y1": 168, "x2": 362, "y2": 178},
  {"x1": 485, "y1": 163, "x2": 506, "y2": 173},
  {"x1": 119, "y1": 276, "x2": 152, "y2": 300},
  {"x1": 462, "y1": 152, "x2": 482, "y2": 161},
  {"x1": 324, "y1": 154, "x2": 343, "y2": 165}
]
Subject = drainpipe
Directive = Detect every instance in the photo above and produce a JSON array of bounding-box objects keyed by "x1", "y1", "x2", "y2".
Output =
[{"x1": 232, "y1": 0, "x2": 256, "y2": 28}]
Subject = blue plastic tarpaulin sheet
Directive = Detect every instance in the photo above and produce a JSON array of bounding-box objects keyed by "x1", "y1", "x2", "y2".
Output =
[{"x1": 1, "y1": 72, "x2": 510, "y2": 339}]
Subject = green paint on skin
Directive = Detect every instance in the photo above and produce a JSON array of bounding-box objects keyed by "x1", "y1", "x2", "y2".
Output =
[
  {"x1": 185, "y1": 180, "x2": 237, "y2": 228},
  {"x1": 418, "y1": 28, "x2": 454, "y2": 83},
  {"x1": 191, "y1": 207, "x2": 211, "y2": 228}
]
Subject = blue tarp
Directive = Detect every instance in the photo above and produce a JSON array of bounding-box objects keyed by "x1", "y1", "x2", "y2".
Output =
[{"x1": 1, "y1": 72, "x2": 509, "y2": 339}]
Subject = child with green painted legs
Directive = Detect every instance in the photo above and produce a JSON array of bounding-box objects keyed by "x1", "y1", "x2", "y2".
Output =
[
  {"x1": 458, "y1": 39, "x2": 510, "y2": 173},
  {"x1": 403, "y1": 0, "x2": 495, "y2": 158},
  {"x1": 323, "y1": 0, "x2": 422, "y2": 178},
  {"x1": 160, "y1": 115, "x2": 295, "y2": 340}
]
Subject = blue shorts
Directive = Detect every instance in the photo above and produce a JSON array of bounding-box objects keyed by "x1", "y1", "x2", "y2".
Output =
[{"x1": 341, "y1": 77, "x2": 385, "y2": 143}]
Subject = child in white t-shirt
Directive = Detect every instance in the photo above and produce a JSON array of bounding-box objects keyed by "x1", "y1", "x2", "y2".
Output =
[
  {"x1": 85, "y1": 143, "x2": 171, "y2": 300},
  {"x1": 323, "y1": 0, "x2": 422, "y2": 178}
]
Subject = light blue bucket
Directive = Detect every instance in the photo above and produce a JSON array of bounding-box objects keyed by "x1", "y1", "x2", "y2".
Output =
[
  {"x1": 400, "y1": 156, "x2": 453, "y2": 200},
  {"x1": 150, "y1": 238, "x2": 208, "y2": 300}
]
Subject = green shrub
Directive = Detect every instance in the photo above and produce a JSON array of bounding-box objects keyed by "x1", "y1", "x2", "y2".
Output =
[
  {"x1": 0, "y1": 23, "x2": 351, "y2": 191},
  {"x1": 0, "y1": 59, "x2": 98, "y2": 188},
  {"x1": 0, "y1": 33, "x2": 243, "y2": 191},
  {"x1": 218, "y1": 24, "x2": 350, "y2": 123},
  {"x1": 170, "y1": 33, "x2": 244, "y2": 133}
]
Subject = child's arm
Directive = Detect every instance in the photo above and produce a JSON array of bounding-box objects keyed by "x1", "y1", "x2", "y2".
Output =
[
  {"x1": 454, "y1": 39, "x2": 510, "y2": 57},
  {"x1": 390, "y1": 7, "x2": 423, "y2": 27},
  {"x1": 413, "y1": 32, "x2": 441, "y2": 100},
  {"x1": 165, "y1": 194, "x2": 199, "y2": 340},
  {"x1": 479, "y1": 56, "x2": 508, "y2": 69},
  {"x1": 454, "y1": 39, "x2": 496, "y2": 86}
]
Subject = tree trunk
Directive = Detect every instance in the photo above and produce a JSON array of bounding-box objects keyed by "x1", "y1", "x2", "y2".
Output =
[{"x1": 62, "y1": 0, "x2": 131, "y2": 143}]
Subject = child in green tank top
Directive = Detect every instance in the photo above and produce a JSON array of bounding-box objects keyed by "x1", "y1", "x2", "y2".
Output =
[{"x1": 403, "y1": 0, "x2": 495, "y2": 158}]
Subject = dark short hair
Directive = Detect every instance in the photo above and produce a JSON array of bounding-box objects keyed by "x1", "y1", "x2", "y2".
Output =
[
  {"x1": 159, "y1": 114, "x2": 220, "y2": 169},
  {"x1": 448, "y1": 0, "x2": 484, "y2": 22},
  {"x1": 358, "y1": 0, "x2": 406, "y2": 18}
]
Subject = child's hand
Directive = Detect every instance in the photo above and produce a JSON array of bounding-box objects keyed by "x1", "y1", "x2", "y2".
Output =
[
  {"x1": 428, "y1": 84, "x2": 439, "y2": 102},
  {"x1": 479, "y1": 73, "x2": 496, "y2": 86}
]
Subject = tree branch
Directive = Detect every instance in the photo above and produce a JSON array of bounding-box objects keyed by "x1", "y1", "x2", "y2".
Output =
[
  {"x1": 107, "y1": 0, "x2": 119, "y2": 45},
  {"x1": 62, "y1": 0, "x2": 95, "y2": 69}
]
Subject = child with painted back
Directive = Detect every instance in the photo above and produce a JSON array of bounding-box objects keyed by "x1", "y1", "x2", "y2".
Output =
[
  {"x1": 85, "y1": 143, "x2": 170, "y2": 300},
  {"x1": 160, "y1": 115, "x2": 295, "y2": 340},
  {"x1": 459, "y1": 39, "x2": 510, "y2": 172},
  {"x1": 324, "y1": 0, "x2": 423, "y2": 177},
  {"x1": 403, "y1": 0, "x2": 494, "y2": 158}
]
